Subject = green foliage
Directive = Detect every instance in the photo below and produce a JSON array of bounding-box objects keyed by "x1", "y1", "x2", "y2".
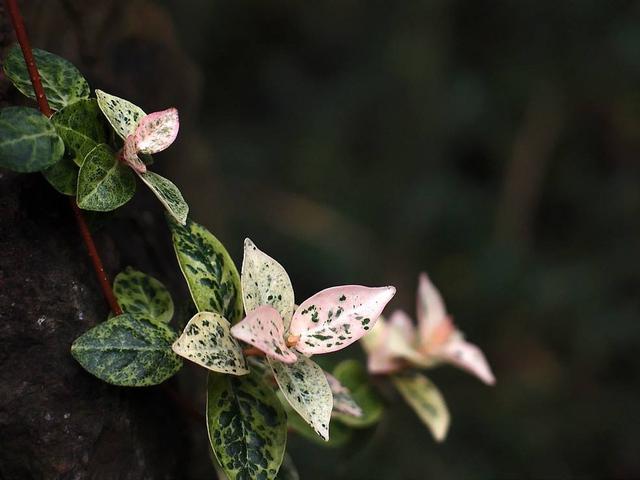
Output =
[
  {"x1": 42, "y1": 153, "x2": 78, "y2": 195},
  {"x1": 76, "y1": 143, "x2": 136, "y2": 211},
  {"x1": 51, "y1": 99, "x2": 108, "y2": 166},
  {"x1": 168, "y1": 217, "x2": 243, "y2": 322},
  {"x1": 207, "y1": 370, "x2": 287, "y2": 480},
  {"x1": 95, "y1": 89, "x2": 146, "y2": 139},
  {"x1": 0, "y1": 107, "x2": 64, "y2": 172},
  {"x1": 137, "y1": 171, "x2": 188, "y2": 225},
  {"x1": 113, "y1": 267, "x2": 174, "y2": 325},
  {"x1": 70, "y1": 314, "x2": 182, "y2": 386},
  {"x1": 3, "y1": 44, "x2": 90, "y2": 111},
  {"x1": 332, "y1": 360, "x2": 384, "y2": 428}
]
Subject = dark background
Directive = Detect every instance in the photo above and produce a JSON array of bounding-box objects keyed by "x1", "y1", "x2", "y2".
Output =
[{"x1": 3, "y1": 0, "x2": 640, "y2": 478}]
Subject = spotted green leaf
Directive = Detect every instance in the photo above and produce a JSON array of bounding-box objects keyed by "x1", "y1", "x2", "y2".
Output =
[
  {"x1": 332, "y1": 359, "x2": 383, "y2": 428},
  {"x1": 3, "y1": 45, "x2": 90, "y2": 111},
  {"x1": 76, "y1": 143, "x2": 136, "y2": 211},
  {"x1": 95, "y1": 89, "x2": 146, "y2": 139},
  {"x1": 0, "y1": 107, "x2": 64, "y2": 172},
  {"x1": 113, "y1": 266, "x2": 174, "y2": 325},
  {"x1": 137, "y1": 170, "x2": 188, "y2": 225},
  {"x1": 268, "y1": 355, "x2": 333, "y2": 440},
  {"x1": 172, "y1": 312, "x2": 248, "y2": 375},
  {"x1": 242, "y1": 239, "x2": 295, "y2": 327},
  {"x1": 392, "y1": 372, "x2": 450, "y2": 442},
  {"x1": 168, "y1": 217, "x2": 243, "y2": 322},
  {"x1": 51, "y1": 99, "x2": 108, "y2": 166},
  {"x1": 207, "y1": 370, "x2": 287, "y2": 480},
  {"x1": 42, "y1": 153, "x2": 78, "y2": 195},
  {"x1": 70, "y1": 314, "x2": 182, "y2": 386}
]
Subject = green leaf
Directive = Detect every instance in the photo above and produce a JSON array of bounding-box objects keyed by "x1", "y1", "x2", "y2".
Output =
[
  {"x1": 95, "y1": 89, "x2": 146, "y2": 139},
  {"x1": 269, "y1": 355, "x2": 333, "y2": 441},
  {"x1": 113, "y1": 266, "x2": 174, "y2": 325},
  {"x1": 168, "y1": 217, "x2": 243, "y2": 322},
  {"x1": 332, "y1": 359, "x2": 384, "y2": 428},
  {"x1": 0, "y1": 107, "x2": 64, "y2": 172},
  {"x1": 137, "y1": 170, "x2": 188, "y2": 225},
  {"x1": 207, "y1": 370, "x2": 287, "y2": 480},
  {"x1": 172, "y1": 312, "x2": 249, "y2": 375},
  {"x1": 51, "y1": 99, "x2": 108, "y2": 166},
  {"x1": 392, "y1": 372, "x2": 450, "y2": 442},
  {"x1": 76, "y1": 143, "x2": 136, "y2": 211},
  {"x1": 3, "y1": 44, "x2": 90, "y2": 110},
  {"x1": 42, "y1": 153, "x2": 78, "y2": 195},
  {"x1": 70, "y1": 314, "x2": 182, "y2": 386}
]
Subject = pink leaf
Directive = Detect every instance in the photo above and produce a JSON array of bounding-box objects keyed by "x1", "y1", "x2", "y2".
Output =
[
  {"x1": 416, "y1": 273, "x2": 451, "y2": 350},
  {"x1": 325, "y1": 372, "x2": 362, "y2": 418},
  {"x1": 230, "y1": 305, "x2": 297, "y2": 363},
  {"x1": 133, "y1": 108, "x2": 179, "y2": 155},
  {"x1": 437, "y1": 336, "x2": 496, "y2": 385},
  {"x1": 121, "y1": 134, "x2": 147, "y2": 172},
  {"x1": 289, "y1": 285, "x2": 396, "y2": 355}
]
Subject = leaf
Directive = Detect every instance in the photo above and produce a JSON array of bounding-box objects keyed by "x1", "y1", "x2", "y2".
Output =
[
  {"x1": 207, "y1": 370, "x2": 287, "y2": 480},
  {"x1": 137, "y1": 170, "x2": 189, "y2": 225},
  {"x1": 42, "y1": 153, "x2": 78, "y2": 195},
  {"x1": 3, "y1": 44, "x2": 90, "y2": 110},
  {"x1": 289, "y1": 285, "x2": 396, "y2": 355},
  {"x1": 95, "y1": 89, "x2": 146, "y2": 139},
  {"x1": 76, "y1": 143, "x2": 136, "y2": 211},
  {"x1": 113, "y1": 266, "x2": 174, "y2": 325},
  {"x1": 0, "y1": 107, "x2": 64, "y2": 172},
  {"x1": 172, "y1": 312, "x2": 248, "y2": 375},
  {"x1": 268, "y1": 355, "x2": 333, "y2": 440},
  {"x1": 416, "y1": 272, "x2": 449, "y2": 347},
  {"x1": 70, "y1": 314, "x2": 182, "y2": 386},
  {"x1": 230, "y1": 305, "x2": 297, "y2": 363},
  {"x1": 392, "y1": 372, "x2": 450, "y2": 442},
  {"x1": 332, "y1": 359, "x2": 384, "y2": 428},
  {"x1": 51, "y1": 99, "x2": 108, "y2": 166},
  {"x1": 241, "y1": 239, "x2": 295, "y2": 327},
  {"x1": 168, "y1": 217, "x2": 243, "y2": 322},
  {"x1": 134, "y1": 108, "x2": 180, "y2": 154},
  {"x1": 434, "y1": 335, "x2": 496, "y2": 385},
  {"x1": 325, "y1": 371, "x2": 362, "y2": 418}
]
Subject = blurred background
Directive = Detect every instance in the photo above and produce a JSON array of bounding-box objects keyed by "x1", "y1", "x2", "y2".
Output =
[{"x1": 6, "y1": 0, "x2": 640, "y2": 478}]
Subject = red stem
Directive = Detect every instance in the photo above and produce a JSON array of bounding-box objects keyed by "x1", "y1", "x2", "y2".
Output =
[{"x1": 4, "y1": 0, "x2": 122, "y2": 316}]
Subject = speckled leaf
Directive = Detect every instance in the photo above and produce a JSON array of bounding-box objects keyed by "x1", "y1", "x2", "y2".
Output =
[
  {"x1": 3, "y1": 44, "x2": 90, "y2": 110},
  {"x1": 325, "y1": 371, "x2": 362, "y2": 418},
  {"x1": 137, "y1": 170, "x2": 188, "y2": 225},
  {"x1": 168, "y1": 217, "x2": 243, "y2": 322},
  {"x1": 0, "y1": 107, "x2": 64, "y2": 172},
  {"x1": 51, "y1": 99, "x2": 108, "y2": 166},
  {"x1": 230, "y1": 306, "x2": 297, "y2": 363},
  {"x1": 172, "y1": 312, "x2": 248, "y2": 375},
  {"x1": 289, "y1": 285, "x2": 396, "y2": 355},
  {"x1": 76, "y1": 143, "x2": 136, "y2": 211},
  {"x1": 207, "y1": 370, "x2": 287, "y2": 480},
  {"x1": 42, "y1": 153, "x2": 78, "y2": 195},
  {"x1": 332, "y1": 359, "x2": 383, "y2": 428},
  {"x1": 122, "y1": 134, "x2": 147, "y2": 172},
  {"x1": 269, "y1": 355, "x2": 332, "y2": 440},
  {"x1": 242, "y1": 239, "x2": 295, "y2": 326},
  {"x1": 392, "y1": 372, "x2": 450, "y2": 442},
  {"x1": 70, "y1": 314, "x2": 182, "y2": 386},
  {"x1": 95, "y1": 89, "x2": 146, "y2": 139},
  {"x1": 134, "y1": 108, "x2": 179, "y2": 154},
  {"x1": 113, "y1": 266, "x2": 174, "y2": 324}
]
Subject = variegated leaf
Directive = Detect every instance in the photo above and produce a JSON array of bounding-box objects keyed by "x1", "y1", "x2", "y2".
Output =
[
  {"x1": 436, "y1": 335, "x2": 496, "y2": 385},
  {"x1": 172, "y1": 312, "x2": 248, "y2": 375},
  {"x1": 416, "y1": 273, "x2": 450, "y2": 348},
  {"x1": 269, "y1": 355, "x2": 332, "y2": 440},
  {"x1": 137, "y1": 170, "x2": 188, "y2": 225},
  {"x1": 392, "y1": 372, "x2": 450, "y2": 442},
  {"x1": 289, "y1": 285, "x2": 396, "y2": 355},
  {"x1": 113, "y1": 266, "x2": 174, "y2": 325},
  {"x1": 230, "y1": 305, "x2": 297, "y2": 363},
  {"x1": 168, "y1": 217, "x2": 243, "y2": 322},
  {"x1": 95, "y1": 89, "x2": 146, "y2": 139},
  {"x1": 123, "y1": 134, "x2": 147, "y2": 172},
  {"x1": 332, "y1": 359, "x2": 384, "y2": 428},
  {"x1": 207, "y1": 370, "x2": 287, "y2": 480},
  {"x1": 241, "y1": 239, "x2": 295, "y2": 326},
  {"x1": 325, "y1": 371, "x2": 362, "y2": 418},
  {"x1": 134, "y1": 108, "x2": 179, "y2": 154},
  {"x1": 42, "y1": 153, "x2": 78, "y2": 195}
]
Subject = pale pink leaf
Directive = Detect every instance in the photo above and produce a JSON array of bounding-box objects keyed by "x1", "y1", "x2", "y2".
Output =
[
  {"x1": 134, "y1": 108, "x2": 179, "y2": 155},
  {"x1": 122, "y1": 134, "x2": 147, "y2": 172},
  {"x1": 437, "y1": 335, "x2": 496, "y2": 385},
  {"x1": 289, "y1": 285, "x2": 396, "y2": 355},
  {"x1": 416, "y1": 273, "x2": 450, "y2": 349},
  {"x1": 361, "y1": 317, "x2": 403, "y2": 374},
  {"x1": 325, "y1": 372, "x2": 362, "y2": 418},
  {"x1": 230, "y1": 305, "x2": 297, "y2": 363}
]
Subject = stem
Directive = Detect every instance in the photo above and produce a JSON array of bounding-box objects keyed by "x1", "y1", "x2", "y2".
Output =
[
  {"x1": 243, "y1": 347, "x2": 266, "y2": 357},
  {"x1": 4, "y1": 0, "x2": 122, "y2": 316}
]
